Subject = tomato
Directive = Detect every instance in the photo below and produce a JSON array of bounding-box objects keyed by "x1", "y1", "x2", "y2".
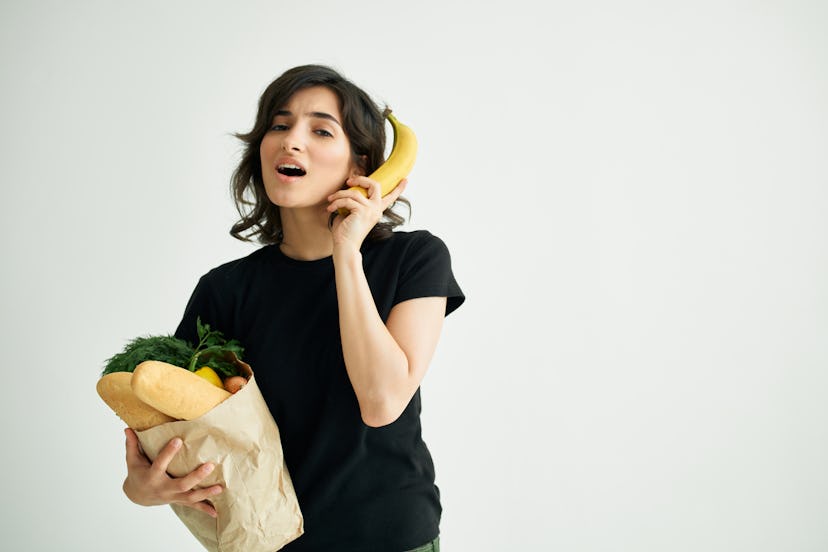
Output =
[{"x1": 223, "y1": 376, "x2": 248, "y2": 394}]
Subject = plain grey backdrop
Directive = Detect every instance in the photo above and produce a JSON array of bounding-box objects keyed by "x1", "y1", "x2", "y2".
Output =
[{"x1": 2, "y1": 0, "x2": 826, "y2": 550}]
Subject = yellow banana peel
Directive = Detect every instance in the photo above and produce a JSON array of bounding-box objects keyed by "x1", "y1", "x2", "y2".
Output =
[{"x1": 337, "y1": 111, "x2": 417, "y2": 216}]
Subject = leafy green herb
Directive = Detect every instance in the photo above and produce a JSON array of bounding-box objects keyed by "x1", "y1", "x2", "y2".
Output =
[
  {"x1": 102, "y1": 335, "x2": 194, "y2": 375},
  {"x1": 102, "y1": 317, "x2": 244, "y2": 377},
  {"x1": 187, "y1": 318, "x2": 245, "y2": 377}
]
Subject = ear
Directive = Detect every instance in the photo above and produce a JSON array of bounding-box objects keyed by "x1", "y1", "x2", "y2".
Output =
[{"x1": 350, "y1": 154, "x2": 368, "y2": 177}]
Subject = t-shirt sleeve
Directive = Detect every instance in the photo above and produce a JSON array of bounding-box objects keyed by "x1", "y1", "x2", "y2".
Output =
[
  {"x1": 173, "y1": 273, "x2": 225, "y2": 345},
  {"x1": 394, "y1": 231, "x2": 465, "y2": 316}
]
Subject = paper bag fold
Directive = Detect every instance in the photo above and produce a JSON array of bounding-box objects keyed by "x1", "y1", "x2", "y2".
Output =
[{"x1": 136, "y1": 372, "x2": 303, "y2": 552}]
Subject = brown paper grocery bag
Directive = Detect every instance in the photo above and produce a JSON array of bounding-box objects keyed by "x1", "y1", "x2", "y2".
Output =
[{"x1": 135, "y1": 362, "x2": 303, "y2": 552}]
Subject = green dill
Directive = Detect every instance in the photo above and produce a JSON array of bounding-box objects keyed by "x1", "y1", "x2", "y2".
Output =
[
  {"x1": 102, "y1": 335, "x2": 193, "y2": 375},
  {"x1": 102, "y1": 317, "x2": 244, "y2": 377}
]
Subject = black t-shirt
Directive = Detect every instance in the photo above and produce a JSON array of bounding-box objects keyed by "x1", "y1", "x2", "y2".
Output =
[{"x1": 174, "y1": 230, "x2": 465, "y2": 551}]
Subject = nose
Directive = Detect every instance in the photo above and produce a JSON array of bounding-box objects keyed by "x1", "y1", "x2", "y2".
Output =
[{"x1": 281, "y1": 127, "x2": 304, "y2": 153}]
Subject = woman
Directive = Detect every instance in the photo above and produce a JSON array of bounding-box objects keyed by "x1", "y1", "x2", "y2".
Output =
[{"x1": 122, "y1": 64, "x2": 464, "y2": 551}]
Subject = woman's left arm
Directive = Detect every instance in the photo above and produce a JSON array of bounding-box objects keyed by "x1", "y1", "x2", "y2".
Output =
[
  {"x1": 329, "y1": 176, "x2": 447, "y2": 427},
  {"x1": 335, "y1": 249, "x2": 446, "y2": 427}
]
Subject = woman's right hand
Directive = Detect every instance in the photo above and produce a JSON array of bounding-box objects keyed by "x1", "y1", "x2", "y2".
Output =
[{"x1": 123, "y1": 428, "x2": 223, "y2": 518}]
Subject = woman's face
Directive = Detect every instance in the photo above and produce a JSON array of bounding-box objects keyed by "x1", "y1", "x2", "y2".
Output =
[{"x1": 260, "y1": 86, "x2": 359, "y2": 210}]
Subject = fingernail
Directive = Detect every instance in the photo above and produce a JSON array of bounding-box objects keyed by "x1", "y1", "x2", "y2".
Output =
[
  {"x1": 203, "y1": 463, "x2": 214, "y2": 473},
  {"x1": 211, "y1": 486, "x2": 223, "y2": 495},
  {"x1": 172, "y1": 438, "x2": 182, "y2": 448}
]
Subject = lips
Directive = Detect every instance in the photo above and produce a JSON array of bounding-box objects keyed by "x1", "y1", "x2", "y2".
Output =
[{"x1": 276, "y1": 158, "x2": 307, "y2": 177}]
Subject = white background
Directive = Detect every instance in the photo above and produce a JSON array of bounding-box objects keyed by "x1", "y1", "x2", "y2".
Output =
[{"x1": 2, "y1": 1, "x2": 826, "y2": 550}]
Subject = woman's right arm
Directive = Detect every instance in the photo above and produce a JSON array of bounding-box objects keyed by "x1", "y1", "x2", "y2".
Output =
[{"x1": 123, "y1": 428, "x2": 223, "y2": 518}]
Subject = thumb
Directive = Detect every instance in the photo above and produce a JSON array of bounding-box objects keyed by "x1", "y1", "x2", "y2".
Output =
[
  {"x1": 124, "y1": 428, "x2": 144, "y2": 465},
  {"x1": 382, "y1": 178, "x2": 407, "y2": 209}
]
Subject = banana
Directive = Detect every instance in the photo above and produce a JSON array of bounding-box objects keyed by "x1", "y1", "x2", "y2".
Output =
[{"x1": 337, "y1": 110, "x2": 417, "y2": 216}]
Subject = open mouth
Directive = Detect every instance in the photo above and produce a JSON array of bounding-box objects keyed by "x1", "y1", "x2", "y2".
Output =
[{"x1": 277, "y1": 164, "x2": 306, "y2": 177}]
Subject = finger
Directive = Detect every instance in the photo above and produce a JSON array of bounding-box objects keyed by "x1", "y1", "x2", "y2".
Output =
[
  {"x1": 346, "y1": 176, "x2": 381, "y2": 199},
  {"x1": 328, "y1": 186, "x2": 369, "y2": 203},
  {"x1": 125, "y1": 428, "x2": 137, "y2": 456},
  {"x1": 382, "y1": 178, "x2": 407, "y2": 209},
  {"x1": 124, "y1": 428, "x2": 149, "y2": 468},
  {"x1": 180, "y1": 499, "x2": 218, "y2": 518},
  {"x1": 327, "y1": 197, "x2": 367, "y2": 214},
  {"x1": 184, "y1": 484, "x2": 224, "y2": 504},
  {"x1": 366, "y1": 177, "x2": 383, "y2": 201},
  {"x1": 150, "y1": 437, "x2": 183, "y2": 474},
  {"x1": 174, "y1": 462, "x2": 217, "y2": 492},
  {"x1": 346, "y1": 175, "x2": 374, "y2": 189}
]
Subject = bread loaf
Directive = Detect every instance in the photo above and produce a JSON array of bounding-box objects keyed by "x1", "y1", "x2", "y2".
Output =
[
  {"x1": 132, "y1": 360, "x2": 232, "y2": 420},
  {"x1": 96, "y1": 371, "x2": 176, "y2": 430}
]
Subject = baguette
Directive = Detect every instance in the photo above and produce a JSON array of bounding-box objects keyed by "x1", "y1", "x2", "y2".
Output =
[
  {"x1": 132, "y1": 360, "x2": 232, "y2": 420},
  {"x1": 96, "y1": 371, "x2": 176, "y2": 430}
]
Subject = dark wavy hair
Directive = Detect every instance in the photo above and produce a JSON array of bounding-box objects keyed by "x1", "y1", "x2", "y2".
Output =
[{"x1": 229, "y1": 64, "x2": 409, "y2": 244}]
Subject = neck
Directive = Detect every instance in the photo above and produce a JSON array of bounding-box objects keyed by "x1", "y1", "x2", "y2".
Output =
[{"x1": 278, "y1": 206, "x2": 335, "y2": 260}]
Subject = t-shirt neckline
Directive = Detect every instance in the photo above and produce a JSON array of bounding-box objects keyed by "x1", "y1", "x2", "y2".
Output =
[
  {"x1": 270, "y1": 244, "x2": 333, "y2": 269},
  {"x1": 269, "y1": 238, "x2": 384, "y2": 268}
]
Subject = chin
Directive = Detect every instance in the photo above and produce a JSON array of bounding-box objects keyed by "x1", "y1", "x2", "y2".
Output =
[
  {"x1": 266, "y1": 191, "x2": 326, "y2": 212},
  {"x1": 264, "y1": 187, "x2": 286, "y2": 207}
]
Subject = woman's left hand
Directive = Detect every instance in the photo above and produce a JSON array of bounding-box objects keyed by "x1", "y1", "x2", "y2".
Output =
[{"x1": 327, "y1": 176, "x2": 407, "y2": 251}]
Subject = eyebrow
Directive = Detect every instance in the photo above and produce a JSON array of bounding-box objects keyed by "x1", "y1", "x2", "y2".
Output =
[{"x1": 274, "y1": 109, "x2": 343, "y2": 128}]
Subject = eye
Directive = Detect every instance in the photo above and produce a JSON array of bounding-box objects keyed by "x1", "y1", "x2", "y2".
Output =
[
  {"x1": 269, "y1": 123, "x2": 289, "y2": 131},
  {"x1": 314, "y1": 129, "x2": 334, "y2": 137}
]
